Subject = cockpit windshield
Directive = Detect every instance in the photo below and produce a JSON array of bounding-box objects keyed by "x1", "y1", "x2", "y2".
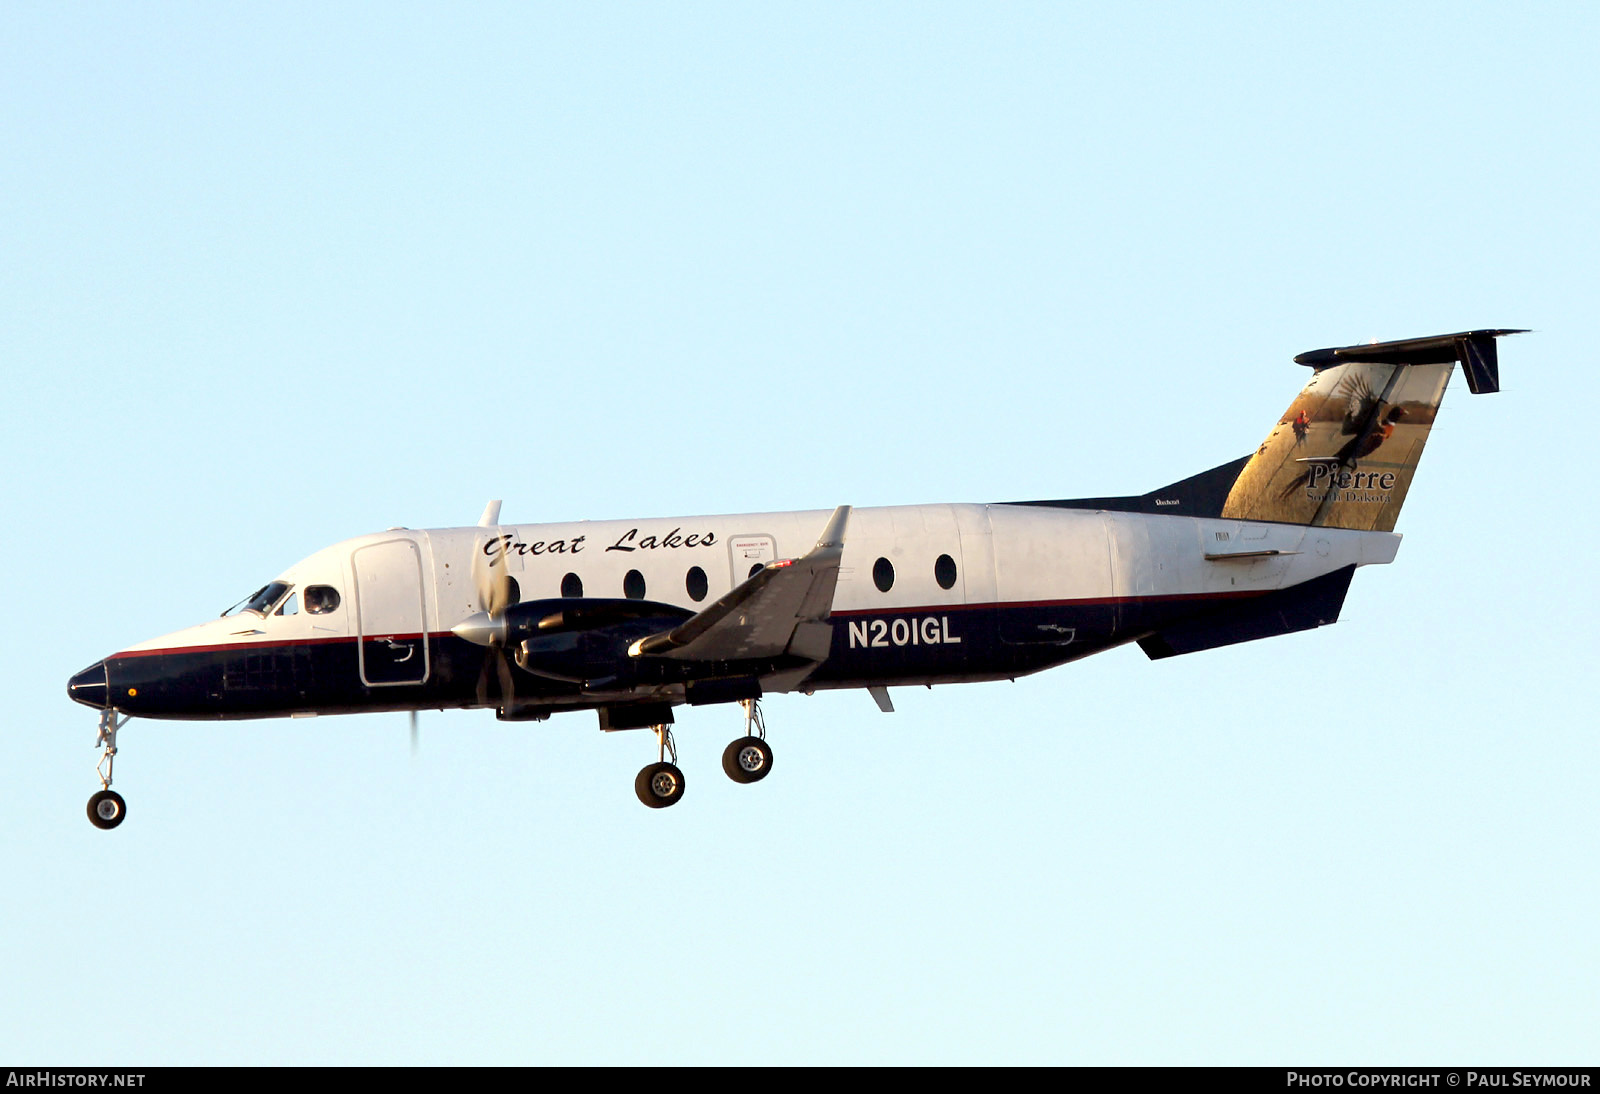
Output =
[{"x1": 223, "y1": 581, "x2": 292, "y2": 617}]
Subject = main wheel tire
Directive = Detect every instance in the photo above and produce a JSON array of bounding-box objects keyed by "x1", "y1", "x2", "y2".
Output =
[
  {"x1": 722, "y1": 736, "x2": 773, "y2": 784},
  {"x1": 87, "y1": 789, "x2": 126, "y2": 830},
  {"x1": 635, "y1": 761, "x2": 685, "y2": 808}
]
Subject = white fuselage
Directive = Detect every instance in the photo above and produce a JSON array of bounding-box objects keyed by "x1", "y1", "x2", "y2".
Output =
[{"x1": 108, "y1": 502, "x2": 1398, "y2": 718}]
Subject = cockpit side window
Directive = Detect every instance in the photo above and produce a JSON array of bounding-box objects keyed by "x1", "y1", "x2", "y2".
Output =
[
  {"x1": 275, "y1": 593, "x2": 299, "y2": 617},
  {"x1": 304, "y1": 585, "x2": 341, "y2": 615},
  {"x1": 227, "y1": 582, "x2": 292, "y2": 617}
]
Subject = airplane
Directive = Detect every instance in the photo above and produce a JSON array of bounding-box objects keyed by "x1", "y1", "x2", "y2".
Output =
[{"x1": 67, "y1": 329, "x2": 1519, "y2": 826}]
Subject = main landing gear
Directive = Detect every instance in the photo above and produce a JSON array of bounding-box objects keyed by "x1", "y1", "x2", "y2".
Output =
[
  {"x1": 633, "y1": 698, "x2": 776, "y2": 809},
  {"x1": 722, "y1": 698, "x2": 773, "y2": 785},
  {"x1": 635, "y1": 723, "x2": 686, "y2": 809},
  {"x1": 88, "y1": 710, "x2": 129, "y2": 830}
]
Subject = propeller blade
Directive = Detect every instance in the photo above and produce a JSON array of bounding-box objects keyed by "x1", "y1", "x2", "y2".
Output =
[
  {"x1": 409, "y1": 709, "x2": 419, "y2": 756},
  {"x1": 468, "y1": 630, "x2": 519, "y2": 714},
  {"x1": 466, "y1": 532, "x2": 523, "y2": 714},
  {"x1": 497, "y1": 648, "x2": 516, "y2": 716},
  {"x1": 474, "y1": 650, "x2": 493, "y2": 708},
  {"x1": 471, "y1": 539, "x2": 516, "y2": 619}
]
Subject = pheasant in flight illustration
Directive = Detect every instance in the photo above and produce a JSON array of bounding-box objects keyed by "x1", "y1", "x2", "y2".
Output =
[{"x1": 1278, "y1": 372, "x2": 1406, "y2": 500}]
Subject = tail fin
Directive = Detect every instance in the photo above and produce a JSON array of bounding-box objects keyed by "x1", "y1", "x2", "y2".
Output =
[{"x1": 1220, "y1": 329, "x2": 1521, "y2": 531}]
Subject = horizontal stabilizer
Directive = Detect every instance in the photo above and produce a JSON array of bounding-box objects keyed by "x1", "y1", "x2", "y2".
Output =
[
  {"x1": 1294, "y1": 329, "x2": 1525, "y2": 395},
  {"x1": 1138, "y1": 565, "x2": 1355, "y2": 659}
]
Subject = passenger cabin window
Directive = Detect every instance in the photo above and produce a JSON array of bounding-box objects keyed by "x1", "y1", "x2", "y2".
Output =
[
  {"x1": 686, "y1": 566, "x2": 708, "y2": 602},
  {"x1": 624, "y1": 570, "x2": 646, "y2": 600},
  {"x1": 873, "y1": 557, "x2": 895, "y2": 593},
  {"x1": 561, "y1": 572, "x2": 583, "y2": 598},
  {"x1": 748, "y1": 563, "x2": 764, "y2": 580},
  {"x1": 934, "y1": 554, "x2": 958, "y2": 590},
  {"x1": 304, "y1": 586, "x2": 341, "y2": 615}
]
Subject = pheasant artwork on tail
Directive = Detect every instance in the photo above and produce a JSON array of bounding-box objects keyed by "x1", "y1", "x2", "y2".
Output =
[{"x1": 1277, "y1": 372, "x2": 1405, "y2": 500}]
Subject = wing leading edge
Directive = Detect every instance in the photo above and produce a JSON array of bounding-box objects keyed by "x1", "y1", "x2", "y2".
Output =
[{"x1": 630, "y1": 505, "x2": 851, "y2": 663}]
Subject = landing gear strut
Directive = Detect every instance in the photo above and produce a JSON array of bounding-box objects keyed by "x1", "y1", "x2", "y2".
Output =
[
  {"x1": 88, "y1": 710, "x2": 129, "y2": 830},
  {"x1": 722, "y1": 698, "x2": 773, "y2": 784},
  {"x1": 635, "y1": 723, "x2": 685, "y2": 809}
]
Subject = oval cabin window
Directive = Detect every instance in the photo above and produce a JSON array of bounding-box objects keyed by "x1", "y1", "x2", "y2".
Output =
[
  {"x1": 561, "y1": 573, "x2": 583, "y2": 598},
  {"x1": 624, "y1": 570, "x2": 646, "y2": 600},
  {"x1": 686, "y1": 566, "x2": 708, "y2": 602},
  {"x1": 305, "y1": 586, "x2": 341, "y2": 614},
  {"x1": 934, "y1": 554, "x2": 958, "y2": 590},
  {"x1": 873, "y1": 557, "x2": 895, "y2": 593}
]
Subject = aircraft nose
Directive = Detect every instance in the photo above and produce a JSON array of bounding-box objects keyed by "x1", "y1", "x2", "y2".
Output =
[{"x1": 68, "y1": 661, "x2": 109, "y2": 709}]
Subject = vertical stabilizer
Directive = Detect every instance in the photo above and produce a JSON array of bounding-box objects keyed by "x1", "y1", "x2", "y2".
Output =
[{"x1": 1220, "y1": 330, "x2": 1519, "y2": 531}]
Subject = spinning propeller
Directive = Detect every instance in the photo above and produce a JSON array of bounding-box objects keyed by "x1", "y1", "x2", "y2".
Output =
[
  {"x1": 415, "y1": 503, "x2": 513, "y2": 746},
  {"x1": 454, "y1": 536, "x2": 521, "y2": 712}
]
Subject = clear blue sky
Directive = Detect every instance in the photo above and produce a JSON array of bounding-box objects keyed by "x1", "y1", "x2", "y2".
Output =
[{"x1": 3, "y1": 2, "x2": 1595, "y2": 1064}]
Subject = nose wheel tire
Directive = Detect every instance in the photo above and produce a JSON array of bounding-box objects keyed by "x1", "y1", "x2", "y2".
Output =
[
  {"x1": 722, "y1": 736, "x2": 773, "y2": 784},
  {"x1": 87, "y1": 789, "x2": 127, "y2": 830},
  {"x1": 635, "y1": 762, "x2": 686, "y2": 808}
]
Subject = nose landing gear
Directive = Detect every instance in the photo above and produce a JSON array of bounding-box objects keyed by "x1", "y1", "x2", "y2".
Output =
[
  {"x1": 88, "y1": 710, "x2": 130, "y2": 830},
  {"x1": 88, "y1": 788, "x2": 126, "y2": 829}
]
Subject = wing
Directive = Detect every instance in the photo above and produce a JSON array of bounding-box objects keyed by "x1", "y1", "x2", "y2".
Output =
[{"x1": 630, "y1": 506, "x2": 851, "y2": 663}]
